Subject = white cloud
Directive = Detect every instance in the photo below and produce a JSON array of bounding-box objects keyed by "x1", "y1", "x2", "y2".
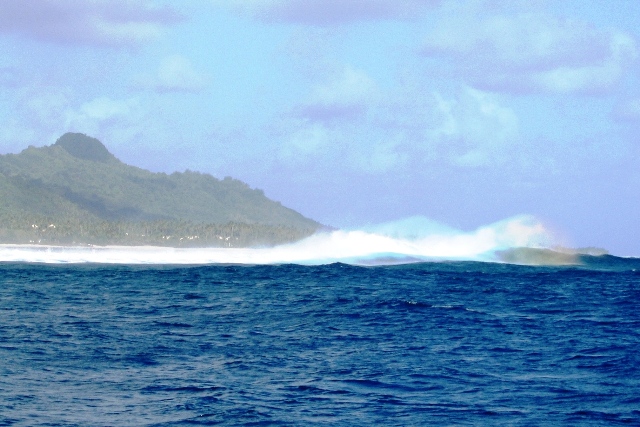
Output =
[
  {"x1": 353, "y1": 137, "x2": 406, "y2": 173},
  {"x1": 529, "y1": 32, "x2": 637, "y2": 94},
  {"x1": 0, "y1": 87, "x2": 149, "y2": 153},
  {"x1": 296, "y1": 66, "x2": 378, "y2": 122},
  {"x1": 279, "y1": 66, "x2": 400, "y2": 172},
  {"x1": 60, "y1": 96, "x2": 166, "y2": 161},
  {"x1": 92, "y1": 20, "x2": 163, "y2": 46},
  {"x1": 23, "y1": 89, "x2": 72, "y2": 126},
  {"x1": 0, "y1": 0, "x2": 181, "y2": 47},
  {"x1": 58, "y1": 97, "x2": 149, "y2": 144},
  {"x1": 279, "y1": 122, "x2": 331, "y2": 160},
  {"x1": 217, "y1": 0, "x2": 440, "y2": 25},
  {"x1": 64, "y1": 97, "x2": 142, "y2": 136},
  {"x1": 311, "y1": 66, "x2": 377, "y2": 106},
  {"x1": 281, "y1": 76, "x2": 520, "y2": 172},
  {"x1": 136, "y1": 55, "x2": 208, "y2": 93},
  {"x1": 422, "y1": 9, "x2": 638, "y2": 94},
  {"x1": 0, "y1": 85, "x2": 72, "y2": 150},
  {"x1": 429, "y1": 87, "x2": 520, "y2": 167},
  {"x1": 277, "y1": 116, "x2": 406, "y2": 173}
]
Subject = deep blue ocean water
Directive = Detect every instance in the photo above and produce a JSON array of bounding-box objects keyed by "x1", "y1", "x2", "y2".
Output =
[{"x1": 1, "y1": 258, "x2": 639, "y2": 426}]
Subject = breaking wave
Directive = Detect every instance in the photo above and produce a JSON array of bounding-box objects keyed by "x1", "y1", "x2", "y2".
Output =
[{"x1": 0, "y1": 215, "x2": 572, "y2": 265}]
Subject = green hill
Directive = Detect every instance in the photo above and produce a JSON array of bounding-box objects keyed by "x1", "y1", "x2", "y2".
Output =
[{"x1": 0, "y1": 133, "x2": 320, "y2": 247}]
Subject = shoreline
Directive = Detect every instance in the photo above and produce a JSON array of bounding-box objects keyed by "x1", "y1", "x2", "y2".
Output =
[{"x1": 1, "y1": 242, "x2": 636, "y2": 266}]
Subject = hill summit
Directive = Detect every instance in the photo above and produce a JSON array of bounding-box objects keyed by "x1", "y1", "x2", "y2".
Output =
[
  {"x1": 0, "y1": 133, "x2": 320, "y2": 246},
  {"x1": 54, "y1": 132, "x2": 115, "y2": 162}
]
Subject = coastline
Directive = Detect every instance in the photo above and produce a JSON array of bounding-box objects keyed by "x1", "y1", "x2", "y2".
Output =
[{"x1": 1, "y1": 241, "x2": 635, "y2": 267}]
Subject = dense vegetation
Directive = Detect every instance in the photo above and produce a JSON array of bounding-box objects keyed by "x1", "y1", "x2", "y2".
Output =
[{"x1": 0, "y1": 133, "x2": 320, "y2": 247}]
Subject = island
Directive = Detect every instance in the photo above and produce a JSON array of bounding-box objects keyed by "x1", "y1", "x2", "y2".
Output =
[{"x1": 0, "y1": 133, "x2": 321, "y2": 247}]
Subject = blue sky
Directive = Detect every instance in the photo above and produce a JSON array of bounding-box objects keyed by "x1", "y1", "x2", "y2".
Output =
[{"x1": 1, "y1": 0, "x2": 639, "y2": 255}]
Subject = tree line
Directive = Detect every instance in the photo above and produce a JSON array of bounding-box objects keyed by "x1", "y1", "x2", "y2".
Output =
[{"x1": 0, "y1": 215, "x2": 316, "y2": 247}]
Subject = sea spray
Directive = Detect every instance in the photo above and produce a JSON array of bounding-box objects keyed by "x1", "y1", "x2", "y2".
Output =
[{"x1": 0, "y1": 215, "x2": 558, "y2": 265}]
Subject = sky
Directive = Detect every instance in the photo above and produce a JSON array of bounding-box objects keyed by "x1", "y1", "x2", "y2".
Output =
[{"x1": 0, "y1": 0, "x2": 639, "y2": 255}]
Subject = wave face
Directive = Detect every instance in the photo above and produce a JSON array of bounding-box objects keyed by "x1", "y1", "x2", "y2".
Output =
[{"x1": 0, "y1": 215, "x2": 569, "y2": 265}]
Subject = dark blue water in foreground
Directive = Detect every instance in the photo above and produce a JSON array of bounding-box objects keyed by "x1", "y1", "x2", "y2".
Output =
[{"x1": 1, "y1": 258, "x2": 640, "y2": 426}]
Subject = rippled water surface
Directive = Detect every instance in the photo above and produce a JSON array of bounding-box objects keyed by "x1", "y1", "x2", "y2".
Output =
[{"x1": 1, "y1": 261, "x2": 639, "y2": 426}]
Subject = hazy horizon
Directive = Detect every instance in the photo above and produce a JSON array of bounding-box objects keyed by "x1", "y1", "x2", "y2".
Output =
[{"x1": 1, "y1": 1, "x2": 639, "y2": 256}]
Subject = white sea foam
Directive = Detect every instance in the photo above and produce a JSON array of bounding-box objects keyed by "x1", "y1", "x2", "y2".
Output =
[{"x1": 0, "y1": 215, "x2": 557, "y2": 265}]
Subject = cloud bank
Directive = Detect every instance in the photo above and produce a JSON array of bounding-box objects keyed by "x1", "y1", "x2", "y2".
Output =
[
  {"x1": 422, "y1": 9, "x2": 638, "y2": 94},
  {"x1": 218, "y1": 0, "x2": 440, "y2": 24},
  {"x1": 0, "y1": 0, "x2": 182, "y2": 47},
  {"x1": 135, "y1": 55, "x2": 208, "y2": 93}
]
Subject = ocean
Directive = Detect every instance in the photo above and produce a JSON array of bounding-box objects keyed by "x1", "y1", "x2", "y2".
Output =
[{"x1": 1, "y1": 255, "x2": 639, "y2": 426}]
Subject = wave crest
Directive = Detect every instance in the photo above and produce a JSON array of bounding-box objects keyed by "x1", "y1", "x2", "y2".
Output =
[{"x1": 0, "y1": 215, "x2": 563, "y2": 265}]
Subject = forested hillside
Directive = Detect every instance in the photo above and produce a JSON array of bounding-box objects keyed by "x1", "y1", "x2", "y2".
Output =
[{"x1": 0, "y1": 133, "x2": 320, "y2": 246}]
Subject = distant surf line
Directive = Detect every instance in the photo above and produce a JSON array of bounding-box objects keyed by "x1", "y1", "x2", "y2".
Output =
[{"x1": 0, "y1": 215, "x2": 567, "y2": 265}]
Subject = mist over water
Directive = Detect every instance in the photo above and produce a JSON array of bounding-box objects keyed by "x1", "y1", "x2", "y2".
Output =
[{"x1": 0, "y1": 215, "x2": 561, "y2": 265}]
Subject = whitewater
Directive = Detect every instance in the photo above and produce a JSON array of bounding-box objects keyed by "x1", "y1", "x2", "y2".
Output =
[{"x1": 0, "y1": 215, "x2": 558, "y2": 264}]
